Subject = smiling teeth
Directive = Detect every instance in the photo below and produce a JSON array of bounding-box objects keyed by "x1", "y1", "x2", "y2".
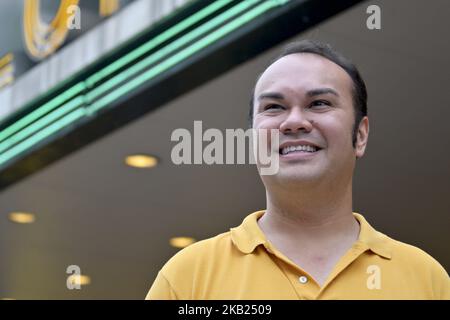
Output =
[{"x1": 281, "y1": 145, "x2": 317, "y2": 155}]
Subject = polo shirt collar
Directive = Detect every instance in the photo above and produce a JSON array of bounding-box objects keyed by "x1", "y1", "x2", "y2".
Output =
[
  {"x1": 353, "y1": 212, "x2": 392, "y2": 259},
  {"x1": 230, "y1": 210, "x2": 392, "y2": 259},
  {"x1": 230, "y1": 211, "x2": 266, "y2": 254}
]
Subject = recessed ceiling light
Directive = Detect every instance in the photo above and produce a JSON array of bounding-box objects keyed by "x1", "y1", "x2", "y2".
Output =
[
  {"x1": 67, "y1": 274, "x2": 91, "y2": 286},
  {"x1": 8, "y1": 212, "x2": 35, "y2": 224},
  {"x1": 169, "y1": 237, "x2": 196, "y2": 249},
  {"x1": 125, "y1": 154, "x2": 158, "y2": 168}
]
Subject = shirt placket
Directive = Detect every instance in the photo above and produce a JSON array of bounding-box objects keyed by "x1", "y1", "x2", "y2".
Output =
[
  {"x1": 264, "y1": 241, "x2": 370, "y2": 300},
  {"x1": 264, "y1": 242, "x2": 321, "y2": 299}
]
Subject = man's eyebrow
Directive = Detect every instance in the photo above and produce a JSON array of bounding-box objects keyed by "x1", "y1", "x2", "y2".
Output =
[
  {"x1": 307, "y1": 88, "x2": 339, "y2": 97},
  {"x1": 257, "y1": 92, "x2": 285, "y2": 102},
  {"x1": 257, "y1": 88, "x2": 339, "y2": 102}
]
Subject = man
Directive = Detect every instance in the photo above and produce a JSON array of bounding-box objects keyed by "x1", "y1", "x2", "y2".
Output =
[{"x1": 146, "y1": 40, "x2": 450, "y2": 299}]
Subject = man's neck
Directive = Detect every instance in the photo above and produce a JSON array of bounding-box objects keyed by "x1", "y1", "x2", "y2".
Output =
[
  {"x1": 257, "y1": 181, "x2": 361, "y2": 286},
  {"x1": 258, "y1": 181, "x2": 360, "y2": 248}
]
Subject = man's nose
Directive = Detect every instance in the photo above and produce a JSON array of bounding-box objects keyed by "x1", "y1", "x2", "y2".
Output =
[{"x1": 279, "y1": 107, "x2": 313, "y2": 134}]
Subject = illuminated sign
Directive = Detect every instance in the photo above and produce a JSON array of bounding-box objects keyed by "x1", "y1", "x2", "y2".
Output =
[
  {"x1": 0, "y1": 0, "x2": 184, "y2": 110},
  {"x1": 0, "y1": 54, "x2": 14, "y2": 90},
  {"x1": 0, "y1": 0, "x2": 120, "y2": 88},
  {"x1": 23, "y1": 0, "x2": 119, "y2": 60}
]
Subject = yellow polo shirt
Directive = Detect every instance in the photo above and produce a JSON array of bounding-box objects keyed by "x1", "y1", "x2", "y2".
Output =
[{"x1": 146, "y1": 211, "x2": 450, "y2": 300}]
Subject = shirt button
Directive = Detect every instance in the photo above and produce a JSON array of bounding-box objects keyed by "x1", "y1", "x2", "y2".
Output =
[{"x1": 298, "y1": 276, "x2": 308, "y2": 284}]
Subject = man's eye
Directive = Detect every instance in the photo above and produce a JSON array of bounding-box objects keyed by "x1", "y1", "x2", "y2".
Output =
[
  {"x1": 310, "y1": 100, "x2": 331, "y2": 108},
  {"x1": 264, "y1": 104, "x2": 284, "y2": 111}
]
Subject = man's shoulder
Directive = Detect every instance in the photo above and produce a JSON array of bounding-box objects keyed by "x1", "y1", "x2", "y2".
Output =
[
  {"x1": 383, "y1": 233, "x2": 448, "y2": 276},
  {"x1": 173, "y1": 231, "x2": 233, "y2": 257},
  {"x1": 358, "y1": 212, "x2": 447, "y2": 276},
  {"x1": 160, "y1": 230, "x2": 235, "y2": 276}
]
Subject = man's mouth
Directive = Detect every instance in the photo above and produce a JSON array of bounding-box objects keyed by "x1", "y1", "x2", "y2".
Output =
[
  {"x1": 279, "y1": 145, "x2": 322, "y2": 155},
  {"x1": 279, "y1": 140, "x2": 322, "y2": 156}
]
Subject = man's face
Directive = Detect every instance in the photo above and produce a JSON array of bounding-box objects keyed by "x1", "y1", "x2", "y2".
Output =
[{"x1": 252, "y1": 53, "x2": 369, "y2": 186}]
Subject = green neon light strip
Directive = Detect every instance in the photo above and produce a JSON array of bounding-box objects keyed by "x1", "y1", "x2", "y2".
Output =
[
  {"x1": 0, "y1": 96, "x2": 84, "y2": 154},
  {"x1": 85, "y1": 0, "x2": 259, "y2": 104},
  {"x1": 87, "y1": 0, "x2": 282, "y2": 114},
  {"x1": 0, "y1": 108, "x2": 85, "y2": 165},
  {"x1": 86, "y1": 0, "x2": 232, "y2": 88},
  {"x1": 0, "y1": 0, "x2": 291, "y2": 167},
  {"x1": 0, "y1": 82, "x2": 85, "y2": 144}
]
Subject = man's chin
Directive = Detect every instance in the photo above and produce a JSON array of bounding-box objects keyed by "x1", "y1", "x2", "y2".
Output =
[{"x1": 266, "y1": 169, "x2": 323, "y2": 185}]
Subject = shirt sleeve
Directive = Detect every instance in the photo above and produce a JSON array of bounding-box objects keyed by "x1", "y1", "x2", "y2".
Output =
[{"x1": 145, "y1": 271, "x2": 179, "y2": 300}]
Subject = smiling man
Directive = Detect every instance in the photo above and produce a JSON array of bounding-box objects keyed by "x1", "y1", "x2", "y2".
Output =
[{"x1": 146, "y1": 40, "x2": 450, "y2": 300}]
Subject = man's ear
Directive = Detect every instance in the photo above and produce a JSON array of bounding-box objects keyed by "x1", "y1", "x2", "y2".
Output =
[{"x1": 355, "y1": 116, "x2": 369, "y2": 158}]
